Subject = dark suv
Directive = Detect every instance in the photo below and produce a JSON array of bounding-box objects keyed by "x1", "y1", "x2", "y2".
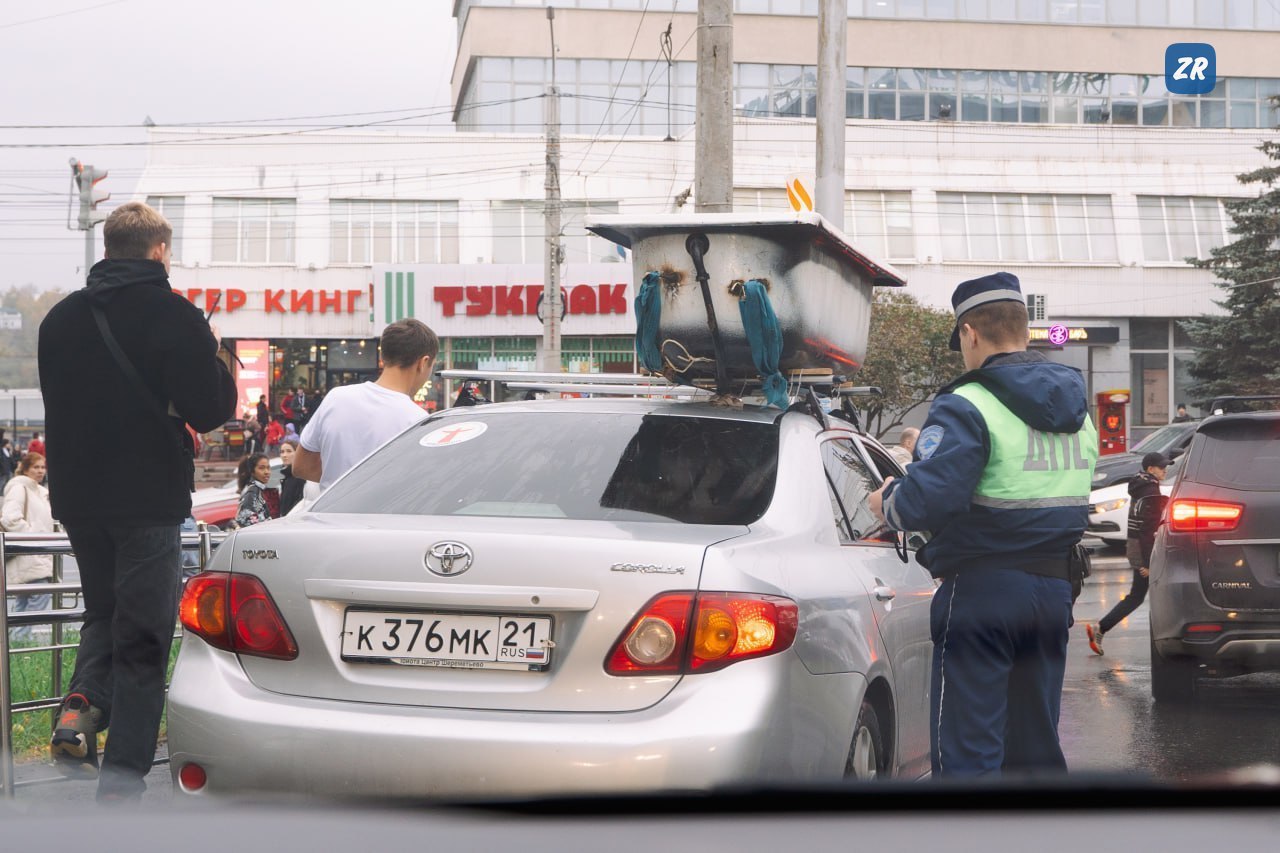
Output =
[{"x1": 1148, "y1": 412, "x2": 1280, "y2": 702}]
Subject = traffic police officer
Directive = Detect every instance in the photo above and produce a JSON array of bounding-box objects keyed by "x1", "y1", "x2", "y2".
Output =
[{"x1": 869, "y1": 272, "x2": 1097, "y2": 777}]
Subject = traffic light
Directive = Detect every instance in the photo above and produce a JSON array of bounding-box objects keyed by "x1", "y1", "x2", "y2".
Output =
[{"x1": 72, "y1": 160, "x2": 109, "y2": 230}]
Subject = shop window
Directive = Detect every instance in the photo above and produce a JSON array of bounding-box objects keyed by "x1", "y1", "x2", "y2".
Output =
[
  {"x1": 212, "y1": 198, "x2": 295, "y2": 264},
  {"x1": 484, "y1": 337, "x2": 537, "y2": 370},
  {"x1": 1130, "y1": 318, "x2": 1168, "y2": 350},
  {"x1": 1129, "y1": 319, "x2": 1197, "y2": 425},
  {"x1": 1131, "y1": 352, "x2": 1169, "y2": 425},
  {"x1": 450, "y1": 337, "x2": 492, "y2": 371},
  {"x1": 561, "y1": 336, "x2": 636, "y2": 374},
  {"x1": 330, "y1": 200, "x2": 458, "y2": 265},
  {"x1": 144, "y1": 196, "x2": 184, "y2": 261}
]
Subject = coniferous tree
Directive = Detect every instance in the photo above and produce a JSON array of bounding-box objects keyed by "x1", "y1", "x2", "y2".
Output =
[{"x1": 1181, "y1": 138, "x2": 1280, "y2": 401}]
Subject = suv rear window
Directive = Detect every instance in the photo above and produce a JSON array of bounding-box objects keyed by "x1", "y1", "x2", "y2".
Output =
[
  {"x1": 315, "y1": 411, "x2": 779, "y2": 525},
  {"x1": 1189, "y1": 420, "x2": 1280, "y2": 492}
]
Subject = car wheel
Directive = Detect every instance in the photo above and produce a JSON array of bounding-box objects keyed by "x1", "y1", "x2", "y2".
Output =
[
  {"x1": 1150, "y1": 628, "x2": 1197, "y2": 703},
  {"x1": 844, "y1": 700, "x2": 886, "y2": 781}
]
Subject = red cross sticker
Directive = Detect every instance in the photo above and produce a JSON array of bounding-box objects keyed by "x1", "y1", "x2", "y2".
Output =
[{"x1": 420, "y1": 421, "x2": 488, "y2": 448}]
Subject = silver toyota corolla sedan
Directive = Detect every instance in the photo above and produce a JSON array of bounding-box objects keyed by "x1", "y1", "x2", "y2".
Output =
[{"x1": 167, "y1": 398, "x2": 936, "y2": 798}]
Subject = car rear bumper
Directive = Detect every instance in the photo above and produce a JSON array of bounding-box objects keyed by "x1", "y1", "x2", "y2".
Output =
[
  {"x1": 1156, "y1": 626, "x2": 1280, "y2": 670},
  {"x1": 167, "y1": 638, "x2": 864, "y2": 799}
]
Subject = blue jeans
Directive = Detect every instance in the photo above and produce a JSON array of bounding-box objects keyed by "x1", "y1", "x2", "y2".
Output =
[
  {"x1": 63, "y1": 523, "x2": 181, "y2": 800},
  {"x1": 930, "y1": 568, "x2": 1073, "y2": 778},
  {"x1": 8, "y1": 587, "x2": 52, "y2": 643}
]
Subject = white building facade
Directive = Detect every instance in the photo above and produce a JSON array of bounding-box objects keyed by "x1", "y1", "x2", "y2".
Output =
[{"x1": 130, "y1": 1, "x2": 1280, "y2": 437}]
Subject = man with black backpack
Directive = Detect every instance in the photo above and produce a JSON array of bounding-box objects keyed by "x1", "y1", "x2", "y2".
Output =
[{"x1": 38, "y1": 200, "x2": 237, "y2": 802}]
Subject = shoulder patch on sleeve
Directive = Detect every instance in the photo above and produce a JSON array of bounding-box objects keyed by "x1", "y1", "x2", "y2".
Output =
[{"x1": 917, "y1": 425, "x2": 944, "y2": 460}]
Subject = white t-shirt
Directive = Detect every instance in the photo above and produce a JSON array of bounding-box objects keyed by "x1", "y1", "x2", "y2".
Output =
[{"x1": 299, "y1": 382, "x2": 427, "y2": 490}]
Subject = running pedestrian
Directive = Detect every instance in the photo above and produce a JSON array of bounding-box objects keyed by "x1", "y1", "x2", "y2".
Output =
[{"x1": 1086, "y1": 451, "x2": 1170, "y2": 655}]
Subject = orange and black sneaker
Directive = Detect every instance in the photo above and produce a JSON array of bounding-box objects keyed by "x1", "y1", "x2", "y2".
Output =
[
  {"x1": 1086, "y1": 623, "x2": 1105, "y2": 656},
  {"x1": 50, "y1": 693, "x2": 104, "y2": 778}
]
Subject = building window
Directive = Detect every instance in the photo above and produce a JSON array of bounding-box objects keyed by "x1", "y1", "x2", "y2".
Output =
[
  {"x1": 1137, "y1": 196, "x2": 1230, "y2": 263},
  {"x1": 491, "y1": 200, "x2": 620, "y2": 264},
  {"x1": 459, "y1": 52, "x2": 1280, "y2": 132},
  {"x1": 733, "y1": 187, "x2": 915, "y2": 260},
  {"x1": 145, "y1": 196, "x2": 184, "y2": 261},
  {"x1": 1129, "y1": 318, "x2": 1198, "y2": 426},
  {"x1": 329, "y1": 200, "x2": 459, "y2": 265},
  {"x1": 458, "y1": 56, "x2": 696, "y2": 135},
  {"x1": 212, "y1": 198, "x2": 295, "y2": 264},
  {"x1": 938, "y1": 192, "x2": 1117, "y2": 262},
  {"x1": 848, "y1": 191, "x2": 915, "y2": 259}
]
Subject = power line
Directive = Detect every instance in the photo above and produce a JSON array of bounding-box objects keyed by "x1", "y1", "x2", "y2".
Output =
[{"x1": 0, "y1": 0, "x2": 127, "y2": 30}]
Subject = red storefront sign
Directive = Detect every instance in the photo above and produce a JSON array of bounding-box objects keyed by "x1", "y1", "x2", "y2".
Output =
[
  {"x1": 178, "y1": 288, "x2": 366, "y2": 314},
  {"x1": 431, "y1": 284, "x2": 627, "y2": 318}
]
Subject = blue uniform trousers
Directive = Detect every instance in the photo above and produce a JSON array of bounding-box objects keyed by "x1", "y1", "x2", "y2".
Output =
[{"x1": 929, "y1": 567, "x2": 1072, "y2": 777}]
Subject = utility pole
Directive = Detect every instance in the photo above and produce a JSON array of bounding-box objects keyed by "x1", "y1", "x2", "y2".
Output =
[
  {"x1": 695, "y1": 0, "x2": 733, "y2": 212},
  {"x1": 540, "y1": 5, "x2": 563, "y2": 373},
  {"x1": 815, "y1": 0, "x2": 847, "y2": 230},
  {"x1": 70, "y1": 158, "x2": 110, "y2": 281}
]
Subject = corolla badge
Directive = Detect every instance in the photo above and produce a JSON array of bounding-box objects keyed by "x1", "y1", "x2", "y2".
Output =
[{"x1": 425, "y1": 541, "x2": 474, "y2": 577}]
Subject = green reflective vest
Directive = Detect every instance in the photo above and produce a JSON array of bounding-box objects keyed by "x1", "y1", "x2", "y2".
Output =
[{"x1": 951, "y1": 381, "x2": 1099, "y2": 510}]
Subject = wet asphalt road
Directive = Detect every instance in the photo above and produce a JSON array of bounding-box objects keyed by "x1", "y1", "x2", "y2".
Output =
[
  {"x1": 15, "y1": 545, "x2": 1280, "y2": 806},
  {"x1": 1061, "y1": 546, "x2": 1280, "y2": 782}
]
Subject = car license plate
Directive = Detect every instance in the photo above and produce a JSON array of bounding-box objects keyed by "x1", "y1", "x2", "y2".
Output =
[{"x1": 341, "y1": 610, "x2": 553, "y2": 670}]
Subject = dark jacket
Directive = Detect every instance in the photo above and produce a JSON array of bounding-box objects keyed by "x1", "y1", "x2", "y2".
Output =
[
  {"x1": 881, "y1": 350, "x2": 1092, "y2": 578},
  {"x1": 278, "y1": 465, "x2": 306, "y2": 517},
  {"x1": 1126, "y1": 471, "x2": 1167, "y2": 567},
  {"x1": 38, "y1": 258, "x2": 237, "y2": 526}
]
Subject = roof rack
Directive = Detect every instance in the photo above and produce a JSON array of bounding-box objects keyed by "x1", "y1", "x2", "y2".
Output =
[
  {"x1": 1196, "y1": 394, "x2": 1280, "y2": 415},
  {"x1": 439, "y1": 368, "x2": 843, "y2": 394}
]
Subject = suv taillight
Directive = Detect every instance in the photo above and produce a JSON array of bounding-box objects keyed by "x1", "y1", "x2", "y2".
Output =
[
  {"x1": 605, "y1": 592, "x2": 798, "y2": 675},
  {"x1": 1169, "y1": 499, "x2": 1244, "y2": 533},
  {"x1": 180, "y1": 572, "x2": 298, "y2": 660}
]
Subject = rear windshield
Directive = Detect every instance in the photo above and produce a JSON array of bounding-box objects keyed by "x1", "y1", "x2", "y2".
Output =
[
  {"x1": 314, "y1": 411, "x2": 779, "y2": 525},
  {"x1": 1190, "y1": 420, "x2": 1280, "y2": 492},
  {"x1": 1132, "y1": 423, "x2": 1194, "y2": 455}
]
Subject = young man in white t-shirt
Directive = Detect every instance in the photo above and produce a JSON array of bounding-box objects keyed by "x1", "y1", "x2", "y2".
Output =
[{"x1": 293, "y1": 318, "x2": 438, "y2": 491}]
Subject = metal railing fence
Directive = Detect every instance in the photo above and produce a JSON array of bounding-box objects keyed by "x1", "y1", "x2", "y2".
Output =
[{"x1": 1, "y1": 526, "x2": 224, "y2": 798}]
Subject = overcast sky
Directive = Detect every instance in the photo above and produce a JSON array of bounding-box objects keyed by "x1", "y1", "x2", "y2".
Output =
[{"x1": 0, "y1": 0, "x2": 456, "y2": 292}]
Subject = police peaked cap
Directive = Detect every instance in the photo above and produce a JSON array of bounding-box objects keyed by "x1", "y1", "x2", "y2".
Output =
[{"x1": 948, "y1": 271, "x2": 1027, "y2": 351}]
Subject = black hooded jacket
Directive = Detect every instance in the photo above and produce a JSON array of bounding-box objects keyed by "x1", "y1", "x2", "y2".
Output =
[
  {"x1": 1127, "y1": 471, "x2": 1167, "y2": 567},
  {"x1": 38, "y1": 258, "x2": 237, "y2": 526}
]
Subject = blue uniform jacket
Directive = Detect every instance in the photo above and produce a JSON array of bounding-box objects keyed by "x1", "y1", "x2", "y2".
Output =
[{"x1": 881, "y1": 350, "x2": 1091, "y2": 578}]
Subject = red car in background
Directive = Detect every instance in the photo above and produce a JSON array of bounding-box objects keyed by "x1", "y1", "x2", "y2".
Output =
[{"x1": 191, "y1": 457, "x2": 284, "y2": 529}]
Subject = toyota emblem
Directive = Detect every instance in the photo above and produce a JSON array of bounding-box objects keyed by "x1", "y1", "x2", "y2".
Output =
[{"x1": 425, "y1": 541, "x2": 474, "y2": 577}]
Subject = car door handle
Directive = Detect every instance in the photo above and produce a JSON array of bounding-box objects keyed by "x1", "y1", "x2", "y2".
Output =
[{"x1": 873, "y1": 586, "x2": 896, "y2": 602}]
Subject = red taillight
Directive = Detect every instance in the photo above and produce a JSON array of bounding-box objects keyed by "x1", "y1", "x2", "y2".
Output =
[
  {"x1": 1185, "y1": 623, "x2": 1223, "y2": 634},
  {"x1": 605, "y1": 592, "x2": 797, "y2": 676},
  {"x1": 1169, "y1": 499, "x2": 1244, "y2": 532},
  {"x1": 178, "y1": 762, "x2": 207, "y2": 792},
  {"x1": 179, "y1": 572, "x2": 298, "y2": 660}
]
